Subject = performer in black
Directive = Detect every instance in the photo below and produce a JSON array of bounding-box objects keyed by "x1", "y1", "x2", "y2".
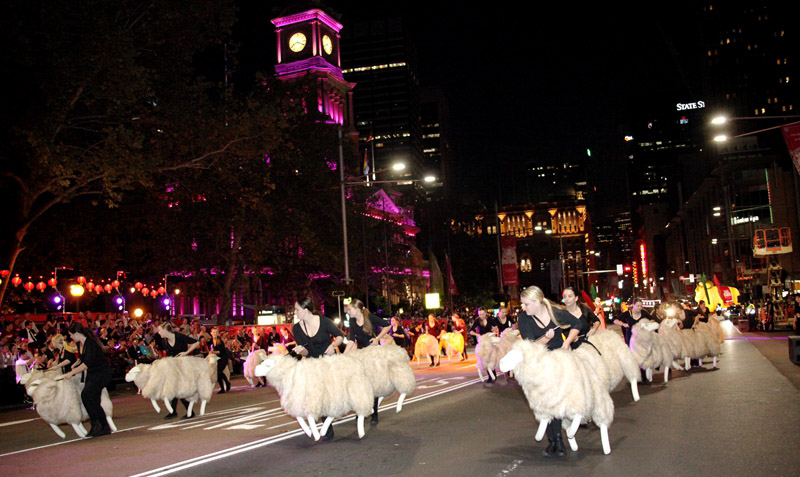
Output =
[
  {"x1": 517, "y1": 286, "x2": 582, "y2": 457},
  {"x1": 291, "y1": 296, "x2": 344, "y2": 441},
  {"x1": 559, "y1": 287, "x2": 601, "y2": 346},
  {"x1": 344, "y1": 298, "x2": 390, "y2": 350},
  {"x1": 60, "y1": 323, "x2": 113, "y2": 437},
  {"x1": 157, "y1": 323, "x2": 200, "y2": 418},
  {"x1": 210, "y1": 327, "x2": 230, "y2": 394},
  {"x1": 613, "y1": 298, "x2": 652, "y2": 345}
]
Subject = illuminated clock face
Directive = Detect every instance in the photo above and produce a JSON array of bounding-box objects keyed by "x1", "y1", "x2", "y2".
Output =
[
  {"x1": 322, "y1": 35, "x2": 333, "y2": 55},
  {"x1": 289, "y1": 32, "x2": 306, "y2": 53}
]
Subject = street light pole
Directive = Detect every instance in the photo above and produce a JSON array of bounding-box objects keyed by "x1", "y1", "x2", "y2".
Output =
[{"x1": 338, "y1": 126, "x2": 352, "y2": 285}]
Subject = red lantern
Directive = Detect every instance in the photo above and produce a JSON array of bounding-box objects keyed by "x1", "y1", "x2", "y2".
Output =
[
  {"x1": 86, "y1": 282, "x2": 95, "y2": 292},
  {"x1": 111, "y1": 280, "x2": 120, "y2": 288},
  {"x1": 135, "y1": 282, "x2": 143, "y2": 290},
  {"x1": 141, "y1": 287, "x2": 149, "y2": 296},
  {"x1": 77, "y1": 276, "x2": 86, "y2": 285},
  {"x1": 47, "y1": 278, "x2": 57, "y2": 287},
  {"x1": 158, "y1": 286, "x2": 166, "y2": 295},
  {"x1": 104, "y1": 284, "x2": 113, "y2": 293},
  {"x1": 0, "y1": 270, "x2": 9, "y2": 278},
  {"x1": 11, "y1": 275, "x2": 22, "y2": 287},
  {"x1": 150, "y1": 290, "x2": 158, "y2": 298},
  {"x1": 24, "y1": 281, "x2": 35, "y2": 292},
  {"x1": 36, "y1": 281, "x2": 46, "y2": 292},
  {"x1": 94, "y1": 285, "x2": 103, "y2": 293}
]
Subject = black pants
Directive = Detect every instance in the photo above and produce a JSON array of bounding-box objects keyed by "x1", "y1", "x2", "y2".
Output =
[
  {"x1": 82, "y1": 369, "x2": 112, "y2": 425},
  {"x1": 546, "y1": 419, "x2": 563, "y2": 440},
  {"x1": 170, "y1": 398, "x2": 191, "y2": 415},
  {"x1": 217, "y1": 359, "x2": 230, "y2": 391}
]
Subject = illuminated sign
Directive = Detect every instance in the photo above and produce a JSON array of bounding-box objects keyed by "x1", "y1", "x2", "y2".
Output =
[
  {"x1": 676, "y1": 101, "x2": 705, "y2": 111},
  {"x1": 425, "y1": 293, "x2": 441, "y2": 309},
  {"x1": 731, "y1": 215, "x2": 759, "y2": 225},
  {"x1": 640, "y1": 243, "x2": 648, "y2": 280}
]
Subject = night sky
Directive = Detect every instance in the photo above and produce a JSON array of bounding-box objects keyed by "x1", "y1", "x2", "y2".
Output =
[{"x1": 239, "y1": 1, "x2": 704, "y2": 206}]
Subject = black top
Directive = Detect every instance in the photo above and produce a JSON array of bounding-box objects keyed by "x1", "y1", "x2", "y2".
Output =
[
  {"x1": 682, "y1": 309, "x2": 697, "y2": 329},
  {"x1": 212, "y1": 339, "x2": 229, "y2": 367},
  {"x1": 292, "y1": 317, "x2": 343, "y2": 358},
  {"x1": 161, "y1": 332, "x2": 197, "y2": 357},
  {"x1": 469, "y1": 318, "x2": 495, "y2": 336},
  {"x1": 556, "y1": 305, "x2": 599, "y2": 339},
  {"x1": 696, "y1": 308, "x2": 710, "y2": 323},
  {"x1": 349, "y1": 312, "x2": 390, "y2": 348},
  {"x1": 388, "y1": 324, "x2": 407, "y2": 346},
  {"x1": 60, "y1": 349, "x2": 78, "y2": 373},
  {"x1": 517, "y1": 310, "x2": 582, "y2": 350},
  {"x1": 494, "y1": 317, "x2": 512, "y2": 334},
  {"x1": 80, "y1": 338, "x2": 112, "y2": 375}
]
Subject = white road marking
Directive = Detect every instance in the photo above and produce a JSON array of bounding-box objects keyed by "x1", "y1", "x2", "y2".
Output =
[
  {"x1": 0, "y1": 418, "x2": 37, "y2": 428},
  {"x1": 497, "y1": 459, "x2": 524, "y2": 476},
  {"x1": 0, "y1": 425, "x2": 146, "y2": 458},
  {"x1": 131, "y1": 377, "x2": 482, "y2": 477}
]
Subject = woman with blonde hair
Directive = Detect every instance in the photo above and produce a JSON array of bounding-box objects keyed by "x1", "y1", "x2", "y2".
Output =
[{"x1": 516, "y1": 285, "x2": 582, "y2": 457}]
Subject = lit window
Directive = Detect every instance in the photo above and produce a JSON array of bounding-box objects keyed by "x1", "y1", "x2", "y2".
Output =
[{"x1": 761, "y1": 108, "x2": 766, "y2": 113}]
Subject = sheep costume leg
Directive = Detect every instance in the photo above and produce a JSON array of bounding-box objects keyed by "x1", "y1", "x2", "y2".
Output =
[
  {"x1": 126, "y1": 363, "x2": 162, "y2": 413},
  {"x1": 588, "y1": 330, "x2": 641, "y2": 402}
]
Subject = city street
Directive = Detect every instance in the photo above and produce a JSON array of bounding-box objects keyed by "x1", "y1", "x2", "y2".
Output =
[{"x1": 1, "y1": 325, "x2": 799, "y2": 477}]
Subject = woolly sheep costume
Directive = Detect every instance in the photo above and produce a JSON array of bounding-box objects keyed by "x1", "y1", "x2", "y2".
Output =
[
  {"x1": 475, "y1": 329, "x2": 521, "y2": 382},
  {"x1": 499, "y1": 340, "x2": 615, "y2": 455},
  {"x1": 348, "y1": 342, "x2": 416, "y2": 413},
  {"x1": 255, "y1": 353, "x2": 374, "y2": 441},
  {"x1": 125, "y1": 356, "x2": 216, "y2": 417},
  {"x1": 439, "y1": 332, "x2": 465, "y2": 360},
  {"x1": 630, "y1": 319, "x2": 674, "y2": 383},
  {"x1": 243, "y1": 349, "x2": 268, "y2": 387},
  {"x1": 26, "y1": 374, "x2": 116, "y2": 439},
  {"x1": 694, "y1": 321, "x2": 721, "y2": 368},
  {"x1": 587, "y1": 329, "x2": 641, "y2": 401},
  {"x1": 413, "y1": 334, "x2": 439, "y2": 364}
]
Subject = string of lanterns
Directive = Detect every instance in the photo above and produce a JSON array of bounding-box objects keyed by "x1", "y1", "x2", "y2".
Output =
[{"x1": 0, "y1": 270, "x2": 170, "y2": 298}]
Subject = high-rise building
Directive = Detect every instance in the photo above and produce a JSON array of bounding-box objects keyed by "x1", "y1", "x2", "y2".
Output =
[{"x1": 340, "y1": 17, "x2": 424, "y2": 179}]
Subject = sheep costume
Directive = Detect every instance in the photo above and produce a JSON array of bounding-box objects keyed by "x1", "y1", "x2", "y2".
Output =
[
  {"x1": 243, "y1": 349, "x2": 268, "y2": 387},
  {"x1": 629, "y1": 319, "x2": 675, "y2": 383},
  {"x1": 125, "y1": 355, "x2": 217, "y2": 417},
  {"x1": 347, "y1": 341, "x2": 416, "y2": 414},
  {"x1": 658, "y1": 318, "x2": 693, "y2": 369},
  {"x1": 499, "y1": 339, "x2": 615, "y2": 455},
  {"x1": 413, "y1": 334, "x2": 439, "y2": 364},
  {"x1": 474, "y1": 329, "x2": 521, "y2": 382},
  {"x1": 678, "y1": 325, "x2": 710, "y2": 370},
  {"x1": 23, "y1": 372, "x2": 116, "y2": 439},
  {"x1": 254, "y1": 353, "x2": 374, "y2": 441},
  {"x1": 587, "y1": 330, "x2": 641, "y2": 401},
  {"x1": 439, "y1": 332, "x2": 465, "y2": 360},
  {"x1": 694, "y1": 321, "x2": 721, "y2": 368}
]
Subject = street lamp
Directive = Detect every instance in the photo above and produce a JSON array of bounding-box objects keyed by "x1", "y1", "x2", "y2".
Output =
[{"x1": 710, "y1": 114, "x2": 800, "y2": 141}]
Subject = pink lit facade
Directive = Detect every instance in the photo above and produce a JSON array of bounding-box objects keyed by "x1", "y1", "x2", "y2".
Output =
[{"x1": 272, "y1": 9, "x2": 355, "y2": 129}]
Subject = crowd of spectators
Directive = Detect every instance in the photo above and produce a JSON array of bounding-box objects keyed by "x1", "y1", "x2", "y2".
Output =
[{"x1": 0, "y1": 312, "x2": 298, "y2": 405}]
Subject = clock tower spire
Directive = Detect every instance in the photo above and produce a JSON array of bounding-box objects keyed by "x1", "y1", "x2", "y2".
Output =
[{"x1": 272, "y1": 8, "x2": 356, "y2": 131}]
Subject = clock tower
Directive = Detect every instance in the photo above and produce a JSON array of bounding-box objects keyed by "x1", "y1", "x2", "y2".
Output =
[{"x1": 272, "y1": 8, "x2": 355, "y2": 130}]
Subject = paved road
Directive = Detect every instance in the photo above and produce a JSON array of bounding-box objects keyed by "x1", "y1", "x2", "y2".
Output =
[{"x1": 1, "y1": 324, "x2": 799, "y2": 477}]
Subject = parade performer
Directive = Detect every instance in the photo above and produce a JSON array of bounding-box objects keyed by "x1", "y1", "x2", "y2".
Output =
[
  {"x1": 210, "y1": 327, "x2": 230, "y2": 394},
  {"x1": 291, "y1": 296, "x2": 344, "y2": 440},
  {"x1": 59, "y1": 323, "x2": 113, "y2": 437},
  {"x1": 613, "y1": 298, "x2": 652, "y2": 345},
  {"x1": 344, "y1": 299, "x2": 390, "y2": 351},
  {"x1": 156, "y1": 323, "x2": 200, "y2": 419},
  {"x1": 560, "y1": 287, "x2": 601, "y2": 344},
  {"x1": 516, "y1": 285, "x2": 582, "y2": 457}
]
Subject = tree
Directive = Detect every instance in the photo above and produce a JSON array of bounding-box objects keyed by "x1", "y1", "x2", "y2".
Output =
[{"x1": 0, "y1": 1, "x2": 254, "y2": 308}]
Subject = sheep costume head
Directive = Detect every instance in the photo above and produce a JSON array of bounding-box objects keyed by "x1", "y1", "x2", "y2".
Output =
[{"x1": 253, "y1": 353, "x2": 296, "y2": 392}]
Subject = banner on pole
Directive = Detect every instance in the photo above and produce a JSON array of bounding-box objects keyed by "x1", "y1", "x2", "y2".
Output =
[
  {"x1": 500, "y1": 236, "x2": 519, "y2": 286},
  {"x1": 782, "y1": 122, "x2": 800, "y2": 175}
]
